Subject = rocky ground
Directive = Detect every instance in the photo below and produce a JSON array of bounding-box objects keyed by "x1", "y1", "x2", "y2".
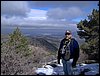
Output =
[{"x1": 35, "y1": 60, "x2": 99, "y2": 75}]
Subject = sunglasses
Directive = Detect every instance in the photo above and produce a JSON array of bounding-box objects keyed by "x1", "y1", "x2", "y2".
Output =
[{"x1": 65, "y1": 33, "x2": 71, "y2": 35}]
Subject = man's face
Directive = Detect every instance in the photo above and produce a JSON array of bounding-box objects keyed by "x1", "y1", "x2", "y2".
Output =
[{"x1": 65, "y1": 31, "x2": 72, "y2": 39}]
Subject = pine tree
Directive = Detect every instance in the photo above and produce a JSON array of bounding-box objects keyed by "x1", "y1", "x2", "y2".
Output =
[
  {"x1": 8, "y1": 27, "x2": 31, "y2": 56},
  {"x1": 77, "y1": 7, "x2": 99, "y2": 61}
]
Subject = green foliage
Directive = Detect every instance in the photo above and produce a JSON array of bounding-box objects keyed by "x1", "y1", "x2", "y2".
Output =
[
  {"x1": 77, "y1": 7, "x2": 99, "y2": 61},
  {"x1": 8, "y1": 27, "x2": 31, "y2": 56}
]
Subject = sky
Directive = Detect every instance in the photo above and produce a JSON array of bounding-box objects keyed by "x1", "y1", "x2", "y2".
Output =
[{"x1": 1, "y1": 1, "x2": 99, "y2": 31}]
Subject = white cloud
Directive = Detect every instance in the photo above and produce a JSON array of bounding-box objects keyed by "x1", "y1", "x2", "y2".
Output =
[
  {"x1": 1, "y1": 1, "x2": 90, "y2": 30},
  {"x1": 27, "y1": 17, "x2": 47, "y2": 20},
  {"x1": 1, "y1": 15, "x2": 76, "y2": 29},
  {"x1": 26, "y1": 9, "x2": 47, "y2": 20},
  {"x1": 27, "y1": 9, "x2": 47, "y2": 17},
  {"x1": 1, "y1": 16, "x2": 25, "y2": 26},
  {"x1": 1, "y1": 1, "x2": 30, "y2": 17},
  {"x1": 47, "y1": 7, "x2": 84, "y2": 21}
]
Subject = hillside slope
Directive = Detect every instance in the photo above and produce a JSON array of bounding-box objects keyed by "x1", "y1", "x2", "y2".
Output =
[
  {"x1": 1, "y1": 34, "x2": 57, "y2": 75},
  {"x1": 27, "y1": 36, "x2": 59, "y2": 53}
]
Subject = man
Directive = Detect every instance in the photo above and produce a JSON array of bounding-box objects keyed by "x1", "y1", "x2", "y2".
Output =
[{"x1": 57, "y1": 30, "x2": 79, "y2": 75}]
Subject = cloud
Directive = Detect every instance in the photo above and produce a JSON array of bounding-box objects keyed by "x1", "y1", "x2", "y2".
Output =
[
  {"x1": 27, "y1": 9, "x2": 47, "y2": 20},
  {"x1": 1, "y1": 1, "x2": 98, "y2": 30},
  {"x1": 1, "y1": 16, "x2": 24, "y2": 26},
  {"x1": 28, "y1": 1, "x2": 98, "y2": 9},
  {"x1": 46, "y1": 7, "x2": 84, "y2": 21},
  {"x1": 1, "y1": 15, "x2": 76, "y2": 29},
  {"x1": 28, "y1": 1, "x2": 98, "y2": 21},
  {"x1": 1, "y1": 1, "x2": 30, "y2": 17}
]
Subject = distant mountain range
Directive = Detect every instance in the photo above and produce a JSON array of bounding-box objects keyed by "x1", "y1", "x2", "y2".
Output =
[
  {"x1": 1, "y1": 32, "x2": 84, "y2": 53},
  {"x1": 1, "y1": 27, "x2": 85, "y2": 45}
]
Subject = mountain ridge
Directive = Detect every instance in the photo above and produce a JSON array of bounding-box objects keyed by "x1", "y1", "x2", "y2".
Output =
[{"x1": 27, "y1": 36, "x2": 59, "y2": 53}]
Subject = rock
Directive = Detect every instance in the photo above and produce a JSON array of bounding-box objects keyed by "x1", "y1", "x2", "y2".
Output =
[{"x1": 84, "y1": 60, "x2": 97, "y2": 64}]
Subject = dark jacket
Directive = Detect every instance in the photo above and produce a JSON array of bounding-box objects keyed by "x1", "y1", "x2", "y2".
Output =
[{"x1": 57, "y1": 38, "x2": 79, "y2": 65}]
